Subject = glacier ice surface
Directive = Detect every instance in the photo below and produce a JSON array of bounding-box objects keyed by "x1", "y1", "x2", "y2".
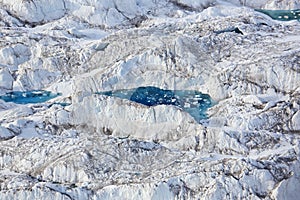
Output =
[{"x1": 0, "y1": 0, "x2": 300, "y2": 199}]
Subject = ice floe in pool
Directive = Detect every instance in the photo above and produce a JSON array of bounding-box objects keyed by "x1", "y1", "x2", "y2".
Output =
[
  {"x1": 0, "y1": 90, "x2": 61, "y2": 104},
  {"x1": 256, "y1": 9, "x2": 300, "y2": 21},
  {"x1": 97, "y1": 86, "x2": 214, "y2": 122}
]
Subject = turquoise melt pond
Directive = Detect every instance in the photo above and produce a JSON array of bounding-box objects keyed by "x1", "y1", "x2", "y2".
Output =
[
  {"x1": 255, "y1": 9, "x2": 300, "y2": 21},
  {"x1": 0, "y1": 90, "x2": 61, "y2": 104},
  {"x1": 97, "y1": 86, "x2": 214, "y2": 122}
]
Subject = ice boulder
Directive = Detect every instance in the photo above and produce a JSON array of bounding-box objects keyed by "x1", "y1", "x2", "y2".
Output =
[
  {"x1": 1, "y1": 0, "x2": 66, "y2": 24},
  {"x1": 0, "y1": 126, "x2": 13, "y2": 139},
  {"x1": 0, "y1": 69, "x2": 14, "y2": 90}
]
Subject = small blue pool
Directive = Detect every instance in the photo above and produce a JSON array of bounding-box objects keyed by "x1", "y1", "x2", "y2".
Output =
[
  {"x1": 0, "y1": 90, "x2": 61, "y2": 104},
  {"x1": 97, "y1": 86, "x2": 214, "y2": 122},
  {"x1": 255, "y1": 9, "x2": 300, "y2": 21}
]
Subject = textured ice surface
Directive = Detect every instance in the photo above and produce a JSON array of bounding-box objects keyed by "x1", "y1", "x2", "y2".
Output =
[
  {"x1": 0, "y1": 0, "x2": 300, "y2": 199},
  {"x1": 0, "y1": 91, "x2": 60, "y2": 104},
  {"x1": 256, "y1": 9, "x2": 300, "y2": 21},
  {"x1": 97, "y1": 86, "x2": 213, "y2": 122}
]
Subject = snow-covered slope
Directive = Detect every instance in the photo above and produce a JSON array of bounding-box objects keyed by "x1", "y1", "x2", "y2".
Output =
[{"x1": 0, "y1": 0, "x2": 300, "y2": 199}]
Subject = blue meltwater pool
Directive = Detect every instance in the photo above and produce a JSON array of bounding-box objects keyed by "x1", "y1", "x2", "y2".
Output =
[
  {"x1": 255, "y1": 9, "x2": 300, "y2": 21},
  {"x1": 97, "y1": 86, "x2": 214, "y2": 122},
  {"x1": 0, "y1": 90, "x2": 61, "y2": 104}
]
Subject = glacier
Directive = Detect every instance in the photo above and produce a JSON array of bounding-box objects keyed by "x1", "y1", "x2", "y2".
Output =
[{"x1": 0, "y1": 0, "x2": 300, "y2": 199}]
